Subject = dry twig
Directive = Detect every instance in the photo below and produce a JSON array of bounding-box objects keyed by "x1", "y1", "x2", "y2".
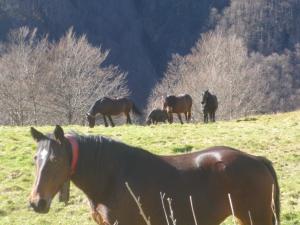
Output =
[
  {"x1": 125, "y1": 182, "x2": 151, "y2": 225},
  {"x1": 189, "y1": 195, "x2": 199, "y2": 225}
]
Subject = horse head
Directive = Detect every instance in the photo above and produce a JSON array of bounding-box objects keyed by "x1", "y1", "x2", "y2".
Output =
[
  {"x1": 86, "y1": 113, "x2": 96, "y2": 128},
  {"x1": 29, "y1": 126, "x2": 72, "y2": 213},
  {"x1": 163, "y1": 95, "x2": 176, "y2": 113},
  {"x1": 201, "y1": 90, "x2": 210, "y2": 105}
]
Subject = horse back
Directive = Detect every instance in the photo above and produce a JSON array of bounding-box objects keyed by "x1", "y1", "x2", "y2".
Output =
[
  {"x1": 212, "y1": 94, "x2": 218, "y2": 109},
  {"x1": 168, "y1": 94, "x2": 192, "y2": 113},
  {"x1": 84, "y1": 139, "x2": 277, "y2": 225},
  {"x1": 116, "y1": 146, "x2": 275, "y2": 225},
  {"x1": 96, "y1": 97, "x2": 131, "y2": 115}
]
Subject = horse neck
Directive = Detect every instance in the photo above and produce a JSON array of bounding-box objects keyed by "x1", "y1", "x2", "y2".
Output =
[
  {"x1": 70, "y1": 137, "x2": 172, "y2": 202},
  {"x1": 88, "y1": 98, "x2": 107, "y2": 115},
  {"x1": 167, "y1": 96, "x2": 176, "y2": 106},
  {"x1": 70, "y1": 137, "x2": 116, "y2": 201},
  {"x1": 205, "y1": 93, "x2": 213, "y2": 102},
  {"x1": 87, "y1": 103, "x2": 97, "y2": 116}
]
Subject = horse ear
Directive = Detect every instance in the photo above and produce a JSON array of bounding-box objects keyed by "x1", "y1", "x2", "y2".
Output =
[
  {"x1": 54, "y1": 125, "x2": 65, "y2": 144},
  {"x1": 31, "y1": 127, "x2": 46, "y2": 142}
]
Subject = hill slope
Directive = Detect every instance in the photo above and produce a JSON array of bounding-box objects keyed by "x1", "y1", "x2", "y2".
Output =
[
  {"x1": 0, "y1": 0, "x2": 228, "y2": 104},
  {"x1": 0, "y1": 111, "x2": 299, "y2": 224}
]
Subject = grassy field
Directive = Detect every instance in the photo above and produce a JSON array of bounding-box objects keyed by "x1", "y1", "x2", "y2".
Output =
[{"x1": 0, "y1": 111, "x2": 299, "y2": 225}]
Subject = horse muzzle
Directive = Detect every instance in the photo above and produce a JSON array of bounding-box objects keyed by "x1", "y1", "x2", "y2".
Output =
[
  {"x1": 29, "y1": 197, "x2": 51, "y2": 214},
  {"x1": 87, "y1": 115, "x2": 95, "y2": 128},
  {"x1": 88, "y1": 123, "x2": 95, "y2": 128}
]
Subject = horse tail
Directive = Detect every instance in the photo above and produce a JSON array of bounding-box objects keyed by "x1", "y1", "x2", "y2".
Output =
[
  {"x1": 131, "y1": 102, "x2": 142, "y2": 116},
  {"x1": 258, "y1": 157, "x2": 280, "y2": 225},
  {"x1": 186, "y1": 94, "x2": 193, "y2": 108}
]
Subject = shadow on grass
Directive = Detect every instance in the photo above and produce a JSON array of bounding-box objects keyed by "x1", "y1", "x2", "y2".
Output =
[
  {"x1": 172, "y1": 145, "x2": 193, "y2": 153},
  {"x1": 236, "y1": 117, "x2": 257, "y2": 122},
  {"x1": 0, "y1": 209, "x2": 7, "y2": 216}
]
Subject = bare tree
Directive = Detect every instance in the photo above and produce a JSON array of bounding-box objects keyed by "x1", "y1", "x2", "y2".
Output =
[
  {"x1": 149, "y1": 28, "x2": 300, "y2": 121},
  {"x1": 147, "y1": 30, "x2": 262, "y2": 121},
  {"x1": 0, "y1": 27, "x2": 129, "y2": 125},
  {"x1": 0, "y1": 27, "x2": 48, "y2": 125},
  {"x1": 46, "y1": 28, "x2": 129, "y2": 124}
]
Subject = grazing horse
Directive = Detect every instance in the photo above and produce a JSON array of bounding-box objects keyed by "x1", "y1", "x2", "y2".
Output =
[
  {"x1": 201, "y1": 90, "x2": 218, "y2": 123},
  {"x1": 162, "y1": 94, "x2": 192, "y2": 124},
  {"x1": 86, "y1": 97, "x2": 141, "y2": 127},
  {"x1": 29, "y1": 125, "x2": 280, "y2": 225},
  {"x1": 146, "y1": 109, "x2": 168, "y2": 125}
]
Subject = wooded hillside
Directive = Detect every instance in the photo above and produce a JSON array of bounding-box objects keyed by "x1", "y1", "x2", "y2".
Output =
[{"x1": 0, "y1": 0, "x2": 300, "y2": 124}]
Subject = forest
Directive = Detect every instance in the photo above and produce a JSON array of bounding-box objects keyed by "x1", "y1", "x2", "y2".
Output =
[{"x1": 0, "y1": 0, "x2": 300, "y2": 124}]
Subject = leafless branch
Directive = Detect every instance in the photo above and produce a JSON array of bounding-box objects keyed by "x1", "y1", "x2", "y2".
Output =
[{"x1": 125, "y1": 182, "x2": 151, "y2": 225}]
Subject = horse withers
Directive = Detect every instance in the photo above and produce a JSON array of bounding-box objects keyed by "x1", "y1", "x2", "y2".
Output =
[
  {"x1": 146, "y1": 109, "x2": 168, "y2": 125},
  {"x1": 86, "y1": 97, "x2": 142, "y2": 127},
  {"x1": 29, "y1": 125, "x2": 280, "y2": 225},
  {"x1": 201, "y1": 90, "x2": 218, "y2": 123},
  {"x1": 162, "y1": 94, "x2": 192, "y2": 124}
]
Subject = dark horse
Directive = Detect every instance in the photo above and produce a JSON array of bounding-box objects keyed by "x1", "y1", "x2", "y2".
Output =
[
  {"x1": 30, "y1": 125, "x2": 280, "y2": 225},
  {"x1": 162, "y1": 94, "x2": 192, "y2": 124},
  {"x1": 146, "y1": 109, "x2": 169, "y2": 125},
  {"x1": 86, "y1": 97, "x2": 142, "y2": 127},
  {"x1": 201, "y1": 90, "x2": 218, "y2": 123}
]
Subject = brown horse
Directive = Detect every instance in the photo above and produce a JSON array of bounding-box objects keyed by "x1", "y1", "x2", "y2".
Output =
[
  {"x1": 87, "y1": 97, "x2": 142, "y2": 127},
  {"x1": 162, "y1": 94, "x2": 192, "y2": 124},
  {"x1": 146, "y1": 109, "x2": 169, "y2": 125},
  {"x1": 29, "y1": 125, "x2": 280, "y2": 225},
  {"x1": 201, "y1": 90, "x2": 218, "y2": 123}
]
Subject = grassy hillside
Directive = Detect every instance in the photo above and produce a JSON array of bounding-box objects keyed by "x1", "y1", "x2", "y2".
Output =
[{"x1": 0, "y1": 111, "x2": 299, "y2": 225}]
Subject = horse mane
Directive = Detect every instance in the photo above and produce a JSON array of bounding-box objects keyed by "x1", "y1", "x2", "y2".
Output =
[{"x1": 73, "y1": 134, "x2": 161, "y2": 173}]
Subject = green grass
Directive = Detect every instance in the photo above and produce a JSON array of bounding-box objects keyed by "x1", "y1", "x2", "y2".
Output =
[{"x1": 0, "y1": 111, "x2": 299, "y2": 225}]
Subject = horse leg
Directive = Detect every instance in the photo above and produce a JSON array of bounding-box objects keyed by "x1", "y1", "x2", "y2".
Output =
[
  {"x1": 108, "y1": 116, "x2": 115, "y2": 127},
  {"x1": 188, "y1": 110, "x2": 192, "y2": 122},
  {"x1": 168, "y1": 113, "x2": 173, "y2": 124},
  {"x1": 204, "y1": 112, "x2": 208, "y2": 123},
  {"x1": 128, "y1": 114, "x2": 132, "y2": 124},
  {"x1": 91, "y1": 211, "x2": 110, "y2": 225},
  {"x1": 184, "y1": 112, "x2": 188, "y2": 121},
  {"x1": 126, "y1": 112, "x2": 132, "y2": 124},
  {"x1": 209, "y1": 112, "x2": 213, "y2": 122},
  {"x1": 177, "y1": 113, "x2": 183, "y2": 124},
  {"x1": 89, "y1": 201, "x2": 111, "y2": 225},
  {"x1": 236, "y1": 211, "x2": 273, "y2": 225},
  {"x1": 213, "y1": 111, "x2": 216, "y2": 122},
  {"x1": 103, "y1": 115, "x2": 109, "y2": 127}
]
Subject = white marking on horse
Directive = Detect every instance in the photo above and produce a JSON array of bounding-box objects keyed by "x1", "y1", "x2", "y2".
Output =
[
  {"x1": 40, "y1": 148, "x2": 48, "y2": 161},
  {"x1": 195, "y1": 152, "x2": 223, "y2": 167}
]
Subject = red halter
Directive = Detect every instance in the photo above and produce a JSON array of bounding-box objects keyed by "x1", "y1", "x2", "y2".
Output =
[{"x1": 65, "y1": 134, "x2": 79, "y2": 176}]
